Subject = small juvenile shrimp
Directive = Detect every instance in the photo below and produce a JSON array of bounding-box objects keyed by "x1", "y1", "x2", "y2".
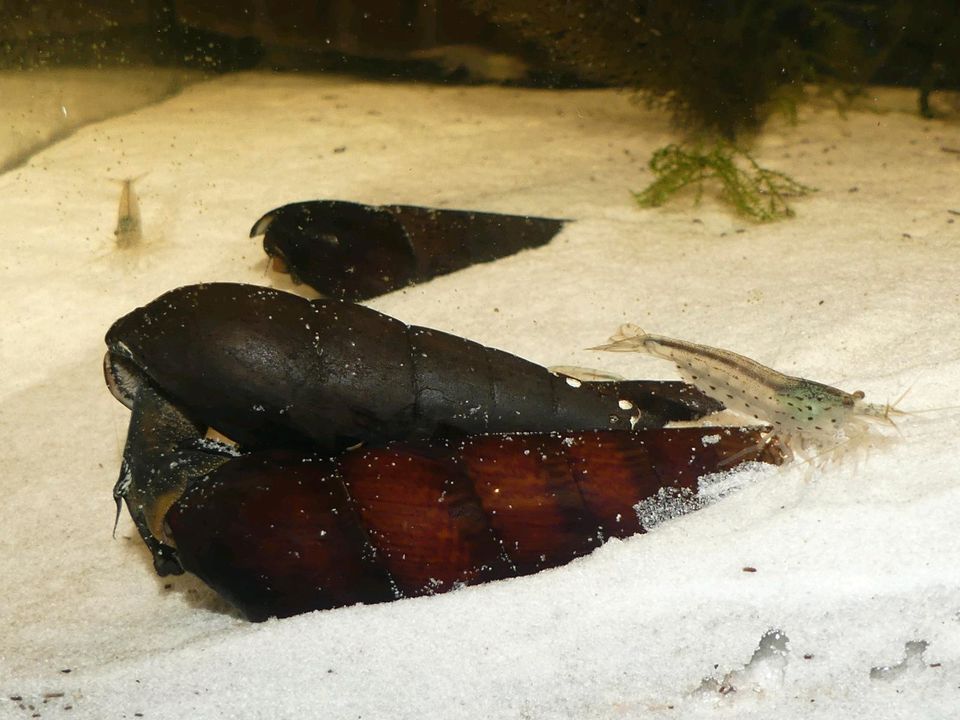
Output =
[
  {"x1": 114, "y1": 176, "x2": 143, "y2": 248},
  {"x1": 591, "y1": 324, "x2": 898, "y2": 460}
]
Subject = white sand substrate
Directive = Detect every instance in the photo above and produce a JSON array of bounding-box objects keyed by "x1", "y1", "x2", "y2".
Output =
[{"x1": 1, "y1": 72, "x2": 959, "y2": 718}]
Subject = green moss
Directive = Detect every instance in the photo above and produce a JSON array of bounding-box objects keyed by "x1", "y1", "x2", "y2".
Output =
[{"x1": 634, "y1": 143, "x2": 815, "y2": 222}]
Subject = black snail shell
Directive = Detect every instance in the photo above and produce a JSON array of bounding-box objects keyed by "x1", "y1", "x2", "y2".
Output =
[
  {"x1": 251, "y1": 201, "x2": 567, "y2": 300},
  {"x1": 104, "y1": 283, "x2": 719, "y2": 454}
]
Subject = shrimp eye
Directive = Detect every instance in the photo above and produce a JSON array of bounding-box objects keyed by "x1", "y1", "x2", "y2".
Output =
[{"x1": 852, "y1": 390, "x2": 865, "y2": 398}]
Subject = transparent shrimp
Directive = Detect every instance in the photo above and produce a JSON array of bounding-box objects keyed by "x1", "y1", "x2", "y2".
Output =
[
  {"x1": 113, "y1": 176, "x2": 144, "y2": 248},
  {"x1": 591, "y1": 324, "x2": 900, "y2": 462}
]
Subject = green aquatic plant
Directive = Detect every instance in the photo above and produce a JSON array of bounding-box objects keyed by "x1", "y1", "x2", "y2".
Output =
[{"x1": 633, "y1": 143, "x2": 815, "y2": 222}]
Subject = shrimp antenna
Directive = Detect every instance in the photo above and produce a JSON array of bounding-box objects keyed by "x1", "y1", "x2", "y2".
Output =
[
  {"x1": 877, "y1": 376, "x2": 960, "y2": 417},
  {"x1": 883, "y1": 382, "x2": 915, "y2": 421},
  {"x1": 885, "y1": 383, "x2": 960, "y2": 417},
  {"x1": 901, "y1": 404, "x2": 960, "y2": 415},
  {"x1": 109, "y1": 172, "x2": 148, "y2": 186}
]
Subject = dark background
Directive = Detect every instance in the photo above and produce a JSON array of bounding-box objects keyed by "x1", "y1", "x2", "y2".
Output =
[{"x1": 2, "y1": 1, "x2": 958, "y2": 135}]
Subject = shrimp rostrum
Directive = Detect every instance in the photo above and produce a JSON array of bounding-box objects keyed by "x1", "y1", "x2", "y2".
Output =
[{"x1": 593, "y1": 324, "x2": 899, "y2": 460}]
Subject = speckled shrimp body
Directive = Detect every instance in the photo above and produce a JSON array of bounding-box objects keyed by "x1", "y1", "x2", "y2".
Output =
[{"x1": 592, "y1": 324, "x2": 894, "y2": 459}]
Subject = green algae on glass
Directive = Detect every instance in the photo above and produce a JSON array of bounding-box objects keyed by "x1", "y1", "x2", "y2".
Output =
[{"x1": 633, "y1": 143, "x2": 815, "y2": 222}]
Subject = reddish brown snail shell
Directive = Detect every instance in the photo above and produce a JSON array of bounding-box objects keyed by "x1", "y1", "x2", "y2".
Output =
[{"x1": 167, "y1": 428, "x2": 780, "y2": 621}]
